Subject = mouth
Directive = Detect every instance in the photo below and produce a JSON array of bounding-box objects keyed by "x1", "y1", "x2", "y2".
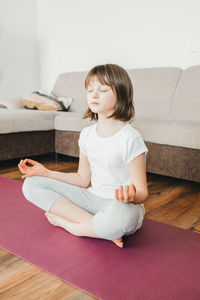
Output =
[{"x1": 91, "y1": 102, "x2": 100, "y2": 105}]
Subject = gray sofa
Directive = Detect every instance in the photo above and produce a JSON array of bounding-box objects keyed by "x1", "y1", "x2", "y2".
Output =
[{"x1": 0, "y1": 65, "x2": 199, "y2": 183}]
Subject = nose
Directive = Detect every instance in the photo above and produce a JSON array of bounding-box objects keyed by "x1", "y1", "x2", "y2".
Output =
[{"x1": 92, "y1": 90, "x2": 99, "y2": 98}]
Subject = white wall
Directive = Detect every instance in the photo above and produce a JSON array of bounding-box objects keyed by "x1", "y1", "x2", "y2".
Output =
[
  {"x1": 1, "y1": 0, "x2": 200, "y2": 99},
  {"x1": 0, "y1": 0, "x2": 38, "y2": 100},
  {"x1": 36, "y1": 0, "x2": 200, "y2": 92}
]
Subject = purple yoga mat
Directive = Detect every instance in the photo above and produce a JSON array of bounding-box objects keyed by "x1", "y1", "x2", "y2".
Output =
[{"x1": 0, "y1": 176, "x2": 200, "y2": 300}]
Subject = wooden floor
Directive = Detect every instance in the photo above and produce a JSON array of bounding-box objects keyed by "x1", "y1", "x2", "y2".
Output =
[{"x1": 0, "y1": 153, "x2": 200, "y2": 300}]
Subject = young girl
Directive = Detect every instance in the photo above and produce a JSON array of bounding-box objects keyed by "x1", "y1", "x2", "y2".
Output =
[{"x1": 18, "y1": 64, "x2": 148, "y2": 248}]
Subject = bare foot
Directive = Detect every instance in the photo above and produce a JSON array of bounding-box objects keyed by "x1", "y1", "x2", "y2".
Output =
[
  {"x1": 45, "y1": 212, "x2": 71, "y2": 230},
  {"x1": 112, "y1": 237, "x2": 123, "y2": 248},
  {"x1": 45, "y1": 212, "x2": 124, "y2": 247}
]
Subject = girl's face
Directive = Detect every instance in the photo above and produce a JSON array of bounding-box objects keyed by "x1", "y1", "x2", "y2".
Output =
[{"x1": 86, "y1": 76, "x2": 117, "y2": 116}]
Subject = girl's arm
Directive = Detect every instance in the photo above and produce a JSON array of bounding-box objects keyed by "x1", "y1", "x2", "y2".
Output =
[
  {"x1": 47, "y1": 170, "x2": 88, "y2": 188},
  {"x1": 132, "y1": 186, "x2": 148, "y2": 204},
  {"x1": 115, "y1": 153, "x2": 148, "y2": 204},
  {"x1": 18, "y1": 153, "x2": 91, "y2": 189},
  {"x1": 127, "y1": 152, "x2": 148, "y2": 204},
  {"x1": 48, "y1": 151, "x2": 91, "y2": 188}
]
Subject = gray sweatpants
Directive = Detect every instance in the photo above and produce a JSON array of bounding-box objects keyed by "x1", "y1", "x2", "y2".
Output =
[{"x1": 22, "y1": 176, "x2": 145, "y2": 240}]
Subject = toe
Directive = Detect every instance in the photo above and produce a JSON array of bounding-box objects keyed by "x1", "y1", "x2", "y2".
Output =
[{"x1": 45, "y1": 212, "x2": 53, "y2": 218}]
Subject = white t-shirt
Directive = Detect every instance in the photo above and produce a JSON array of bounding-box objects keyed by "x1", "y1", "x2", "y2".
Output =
[{"x1": 78, "y1": 122, "x2": 148, "y2": 212}]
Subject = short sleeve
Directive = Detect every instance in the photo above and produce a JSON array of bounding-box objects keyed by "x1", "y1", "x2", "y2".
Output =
[
  {"x1": 78, "y1": 128, "x2": 87, "y2": 156},
  {"x1": 125, "y1": 135, "x2": 148, "y2": 165}
]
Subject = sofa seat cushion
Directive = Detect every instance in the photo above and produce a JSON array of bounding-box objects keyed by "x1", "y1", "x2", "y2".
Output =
[
  {"x1": 131, "y1": 118, "x2": 200, "y2": 149},
  {"x1": 55, "y1": 112, "x2": 95, "y2": 131},
  {"x1": 0, "y1": 109, "x2": 57, "y2": 134},
  {"x1": 56, "y1": 112, "x2": 199, "y2": 149}
]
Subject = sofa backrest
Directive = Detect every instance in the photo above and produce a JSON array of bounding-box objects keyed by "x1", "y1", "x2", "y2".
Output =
[
  {"x1": 169, "y1": 65, "x2": 200, "y2": 122},
  {"x1": 51, "y1": 71, "x2": 88, "y2": 113},
  {"x1": 127, "y1": 67, "x2": 182, "y2": 121},
  {"x1": 52, "y1": 67, "x2": 190, "y2": 122}
]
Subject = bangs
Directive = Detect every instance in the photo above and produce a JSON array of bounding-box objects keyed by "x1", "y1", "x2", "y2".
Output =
[{"x1": 85, "y1": 66, "x2": 114, "y2": 89}]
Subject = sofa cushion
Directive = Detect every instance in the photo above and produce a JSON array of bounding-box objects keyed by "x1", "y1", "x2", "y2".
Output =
[
  {"x1": 55, "y1": 112, "x2": 95, "y2": 131},
  {"x1": 52, "y1": 71, "x2": 88, "y2": 113},
  {"x1": 169, "y1": 65, "x2": 200, "y2": 122},
  {"x1": 127, "y1": 67, "x2": 182, "y2": 121},
  {"x1": 19, "y1": 91, "x2": 73, "y2": 111},
  {"x1": 131, "y1": 118, "x2": 200, "y2": 149},
  {"x1": 0, "y1": 109, "x2": 57, "y2": 134},
  {"x1": 0, "y1": 104, "x2": 7, "y2": 109}
]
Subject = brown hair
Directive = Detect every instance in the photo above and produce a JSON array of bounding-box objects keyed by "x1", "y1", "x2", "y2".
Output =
[{"x1": 82, "y1": 64, "x2": 135, "y2": 122}]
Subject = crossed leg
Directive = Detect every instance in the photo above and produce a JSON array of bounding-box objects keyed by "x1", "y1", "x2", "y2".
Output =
[{"x1": 45, "y1": 195, "x2": 123, "y2": 248}]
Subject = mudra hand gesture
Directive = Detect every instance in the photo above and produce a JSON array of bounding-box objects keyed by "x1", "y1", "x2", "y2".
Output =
[
  {"x1": 115, "y1": 183, "x2": 136, "y2": 203},
  {"x1": 18, "y1": 158, "x2": 49, "y2": 179}
]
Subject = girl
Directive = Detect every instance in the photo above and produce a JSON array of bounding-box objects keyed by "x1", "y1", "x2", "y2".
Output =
[{"x1": 18, "y1": 64, "x2": 148, "y2": 248}]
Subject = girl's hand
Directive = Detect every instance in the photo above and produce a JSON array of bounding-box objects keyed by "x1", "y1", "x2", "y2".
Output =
[
  {"x1": 115, "y1": 183, "x2": 136, "y2": 203},
  {"x1": 18, "y1": 158, "x2": 49, "y2": 179}
]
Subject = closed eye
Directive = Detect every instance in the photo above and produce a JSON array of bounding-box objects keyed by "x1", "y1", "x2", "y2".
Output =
[{"x1": 87, "y1": 89, "x2": 109, "y2": 92}]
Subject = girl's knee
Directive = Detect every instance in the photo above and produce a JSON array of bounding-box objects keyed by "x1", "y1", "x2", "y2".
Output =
[
  {"x1": 23, "y1": 176, "x2": 39, "y2": 186},
  {"x1": 22, "y1": 176, "x2": 42, "y2": 199},
  {"x1": 93, "y1": 201, "x2": 141, "y2": 240},
  {"x1": 115, "y1": 202, "x2": 141, "y2": 230},
  {"x1": 22, "y1": 177, "x2": 34, "y2": 200},
  {"x1": 111, "y1": 200, "x2": 140, "y2": 219},
  {"x1": 23, "y1": 175, "x2": 47, "y2": 189}
]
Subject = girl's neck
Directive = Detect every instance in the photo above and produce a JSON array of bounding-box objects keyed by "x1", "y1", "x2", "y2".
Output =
[{"x1": 96, "y1": 114, "x2": 127, "y2": 132}]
